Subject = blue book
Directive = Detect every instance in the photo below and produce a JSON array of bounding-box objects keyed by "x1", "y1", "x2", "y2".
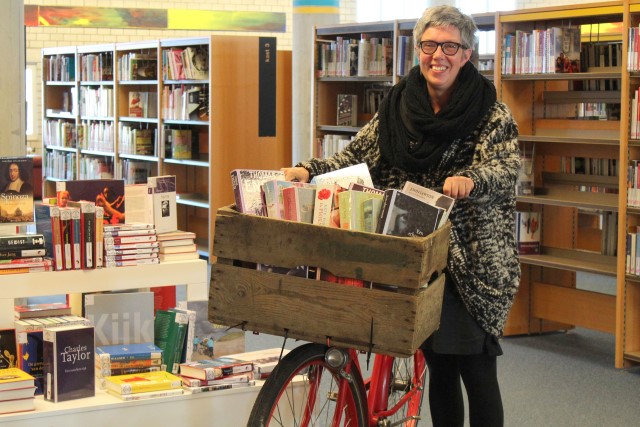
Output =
[
  {"x1": 17, "y1": 330, "x2": 45, "y2": 395},
  {"x1": 96, "y1": 342, "x2": 163, "y2": 364}
]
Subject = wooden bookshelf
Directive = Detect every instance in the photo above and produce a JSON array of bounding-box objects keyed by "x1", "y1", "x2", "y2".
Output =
[{"x1": 42, "y1": 37, "x2": 292, "y2": 260}]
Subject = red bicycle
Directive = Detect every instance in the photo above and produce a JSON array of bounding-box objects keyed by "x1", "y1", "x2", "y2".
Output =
[{"x1": 247, "y1": 342, "x2": 427, "y2": 426}]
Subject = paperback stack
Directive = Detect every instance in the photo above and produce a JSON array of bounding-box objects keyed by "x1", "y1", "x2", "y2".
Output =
[
  {"x1": 220, "y1": 347, "x2": 290, "y2": 380},
  {"x1": 156, "y1": 230, "x2": 199, "y2": 262},
  {"x1": 0, "y1": 368, "x2": 36, "y2": 415},
  {"x1": 102, "y1": 223, "x2": 159, "y2": 267},
  {"x1": 0, "y1": 233, "x2": 51, "y2": 275},
  {"x1": 178, "y1": 355, "x2": 255, "y2": 394},
  {"x1": 95, "y1": 342, "x2": 164, "y2": 389},
  {"x1": 103, "y1": 370, "x2": 184, "y2": 401}
]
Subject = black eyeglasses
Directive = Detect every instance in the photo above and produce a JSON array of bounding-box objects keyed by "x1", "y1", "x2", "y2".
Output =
[{"x1": 418, "y1": 41, "x2": 466, "y2": 56}]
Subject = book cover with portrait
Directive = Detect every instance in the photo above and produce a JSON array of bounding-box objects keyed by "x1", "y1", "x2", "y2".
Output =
[{"x1": 0, "y1": 157, "x2": 34, "y2": 224}]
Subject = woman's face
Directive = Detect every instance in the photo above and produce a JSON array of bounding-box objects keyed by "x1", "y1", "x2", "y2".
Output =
[{"x1": 418, "y1": 25, "x2": 471, "y2": 99}]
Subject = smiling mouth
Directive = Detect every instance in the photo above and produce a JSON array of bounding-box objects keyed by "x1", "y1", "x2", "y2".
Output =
[{"x1": 431, "y1": 65, "x2": 447, "y2": 71}]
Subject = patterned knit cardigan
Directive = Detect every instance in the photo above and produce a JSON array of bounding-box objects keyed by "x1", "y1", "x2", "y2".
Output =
[{"x1": 299, "y1": 101, "x2": 521, "y2": 336}]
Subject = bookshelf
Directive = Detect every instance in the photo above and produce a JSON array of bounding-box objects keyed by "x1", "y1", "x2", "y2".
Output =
[
  {"x1": 310, "y1": 15, "x2": 495, "y2": 159},
  {"x1": 42, "y1": 36, "x2": 292, "y2": 260},
  {"x1": 494, "y1": 1, "x2": 635, "y2": 368}
]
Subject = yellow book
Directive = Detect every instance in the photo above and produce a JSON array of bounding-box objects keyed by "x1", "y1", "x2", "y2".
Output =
[
  {"x1": 104, "y1": 371, "x2": 182, "y2": 395},
  {"x1": 0, "y1": 367, "x2": 35, "y2": 391}
]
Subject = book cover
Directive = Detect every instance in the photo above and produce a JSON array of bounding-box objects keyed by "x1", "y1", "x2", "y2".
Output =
[
  {"x1": 336, "y1": 94, "x2": 358, "y2": 126},
  {"x1": 84, "y1": 291, "x2": 155, "y2": 347},
  {"x1": 187, "y1": 300, "x2": 245, "y2": 360},
  {"x1": 556, "y1": 27, "x2": 581, "y2": 73},
  {"x1": 34, "y1": 202, "x2": 62, "y2": 270},
  {"x1": 282, "y1": 185, "x2": 316, "y2": 224},
  {"x1": 517, "y1": 211, "x2": 541, "y2": 255},
  {"x1": 16, "y1": 330, "x2": 45, "y2": 395},
  {"x1": 154, "y1": 309, "x2": 188, "y2": 374},
  {"x1": 312, "y1": 183, "x2": 343, "y2": 228},
  {"x1": 230, "y1": 169, "x2": 285, "y2": 216},
  {"x1": 43, "y1": 325, "x2": 95, "y2": 402},
  {"x1": 401, "y1": 181, "x2": 455, "y2": 229},
  {"x1": 104, "y1": 370, "x2": 182, "y2": 395},
  {"x1": 57, "y1": 178, "x2": 125, "y2": 225},
  {"x1": 376, "y1": 189, "x2": 443, "y2": 238},
  {"x1": 128, "y1": 91, "x2": 144, "y2": 117},
  {"x1": 517, "y1": 142, "x2": 535, "y2": 196},
  {"x1": 95, "y1": 342, "x2": 163, "y2": 364},
  {"x1": 338, "y1": 189, "x2": 384, "y2": 231},
  {"x1": 147, "y1": 175, "x2": 178, "y2": 234},
  {"x1": 0, "y1": 329, "x2": 17, "y2": 369},
  {"x1": 170, "y1": 129, "x2": 193, "y2": 160},
  {"x1": 0, "y1": 157, "x2": 34, "y2": 224},
  {"x1": 361, "y1": 197, "x2": 383, "y2": 233}
]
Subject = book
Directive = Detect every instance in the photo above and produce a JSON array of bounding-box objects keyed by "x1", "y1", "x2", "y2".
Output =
[
  {"x1": 154, "y1": 310, "x2": 189, "y2": 374},
  {"x1": 0, "y1": 385, "x2": 36, "y2": 401},
  {"x1": 517, "y1": 142, "x2": 535, "y2": 196},
  {"x1": 183, "y1": 381, "x2": 254, "y2": 394},
  {"x1": 180, "y1": 372, "x2": 254, "y2": 387},
  {"x1": 158, "y1": 238, "x2": 194, "y2": 248},
  {"x1": 0, "y1": 233, "x2": 45, "y2": 251},
  {"x1": 159, "y1": 252, "x2": 200, "y2": 262},
  {"x1": 336, "y1": 94, "x2": 357, "y2": 126},
  {"x1": 362, "y1": 197, "x2": 383, "y2": 233},
  {"x1": 107, "y1": 387, "x2": 184, "y2": 401},
  {"x1": 230, "y1": 169, "x2": 285, "y2": 216},
  {"x1": 34, "y1": 202, "x2": 63, "y2": 270},
  {"x1": 103, "y1": 370, "x2": 182, "y2": 395},
  {"x1": 95, "y1": 342, "x2": 163, "y2": 364},
  {"x1": 43, "y1": 324, "x2": 95, "y2": 402},
  {"x1": 516, "y1": 211, "x2": 541, "y2": 255},
  {"x1": 156, "y1": 230, "x2": 196, "y2": 241},
  {"x1": 15, "y1": 302, "x2": 72, "y2": 319},
  {"x1": 179, "y1": 356, "x2": 253, "y2": 380},
  {"x1": 57, "y1": 178, "x2": 125, "y2": 225},
  {"x1": 0, "y1": 157, "x2": 35, "y2": 224},
  {"x1": 169, "y1": 305, "x2": 197, "y2": 364},
  {"x1": 170, "y1": 129, "x2": 193, "y2": 160},
  {"x1": 0, "y1": 329, "x2": 17, "y2": 369},
  {"x1": 556, "y1": 27, "x2": 581, "y2": 73},
  {"x1": 401, "y1": 181, "x2": 455, "y2": 229},
  {"x1": 0, "y1": 367, "x2": 34, "y2": 391},
  {"x1": 147, "y1": 175, "x2": 178, "y2": 234},
  {"x1": 187, "y1": 300, "x2": 245, "y2": 360},
  {"x1": 16, "y1": 330, "x2": 45, "y2": 394},
  {"x1": 97, "y1": 365, "x2": 161, "y2": 379},
  {"x1": 68, "y1": 206, "x2": 83, "y2": 269},
  {"x1": 66, "y1": 200, "x2": 96, "y2": 269},
  {"x1": 312, "y1": 163, "x2": 374, "y2": 228},
  {"x1": 338, "y1": 189, "x2": 384, "y2": 231},
  {"x1": 376, "y1": 189, "x2": 444, "y2": 238},
  {"x1": 58, "y1": 207, "x2": 73, "y2": 270},
  {"x1": 221, "y1": 348, "x2": 290, "y2": 379},
  {"x1": 95, "y1": 206, "x2": 104, "y2": 268},
  {"x1": 0, "y1": 396, "x2": 35, "y2": 415},
  {"x1": 282, "y1": 185, "x2": 316, "y2": 223},
  {"x1": 84, "y1": 291, "x2": 155, "y2": 346},
  {"x1": 159, "y1": 244, "x2": 197, "y2": 254}
]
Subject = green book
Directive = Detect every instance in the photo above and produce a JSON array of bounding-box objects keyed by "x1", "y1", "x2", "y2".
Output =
[{"x1": 154, "y1": 310, "x2": 188, "y2": 374}]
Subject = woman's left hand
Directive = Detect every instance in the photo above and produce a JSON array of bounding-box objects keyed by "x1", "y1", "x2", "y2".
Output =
[{"x1": 443, "y1": 176, "x2": 474, "y2": 199}]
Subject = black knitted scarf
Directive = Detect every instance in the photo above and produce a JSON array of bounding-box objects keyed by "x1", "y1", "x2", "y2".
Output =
[{"x1": 378, "y1": 62, "x2": 497, "y2": 172}]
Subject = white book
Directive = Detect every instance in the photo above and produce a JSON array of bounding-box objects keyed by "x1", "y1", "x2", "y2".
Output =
[{"x1": 147, "y1": 175, "x2": 178, "y2": 234}]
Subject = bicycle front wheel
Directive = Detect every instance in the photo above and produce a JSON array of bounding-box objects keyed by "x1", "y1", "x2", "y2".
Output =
[{"x1": 247, "y1": 343, "x2": 368, "y2": 427}]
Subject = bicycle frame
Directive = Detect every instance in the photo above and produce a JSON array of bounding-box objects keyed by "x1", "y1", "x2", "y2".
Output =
[{"x1": 301, "y1": 347, "x2": 426, "y2": 426}]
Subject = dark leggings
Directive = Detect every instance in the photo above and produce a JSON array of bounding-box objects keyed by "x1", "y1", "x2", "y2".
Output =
[{"x1": 423, "y1": 348, "x2": 503, "y2": 427}]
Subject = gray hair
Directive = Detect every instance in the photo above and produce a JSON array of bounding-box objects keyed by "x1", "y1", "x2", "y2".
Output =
[{"x1": 413, "y1": 5, "x2": 477, "y2": 50}]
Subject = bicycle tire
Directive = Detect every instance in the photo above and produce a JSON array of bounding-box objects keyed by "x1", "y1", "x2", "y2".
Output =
[
  {"x1": 247, "y1": 343, "x2": 368, "y2": 427},
  {"x1": 383, "y1": 351, "x2": 427, "y2": 426}
]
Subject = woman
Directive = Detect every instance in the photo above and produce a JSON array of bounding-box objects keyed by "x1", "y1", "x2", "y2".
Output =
[{"x1": 283, "y1": 5, "x2": 520, "y2": 426}]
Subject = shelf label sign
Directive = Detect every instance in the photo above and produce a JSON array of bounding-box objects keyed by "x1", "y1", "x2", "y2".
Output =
[{"x1": 259, "y1": 37, "x2": 277, "y2": 137}]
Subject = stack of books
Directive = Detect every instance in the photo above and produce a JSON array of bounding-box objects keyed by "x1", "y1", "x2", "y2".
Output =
[
  {"x1": 103, "y1": 370, "x2": 184, "y2": 401},
  {"x1": 157, "y1": 230, "x2": 199, "y2": 262},
  {"x1": 103, "y1": 223, "x2": 159, "y2": 267},
  {"x1": 178, "y1": 355, "x2": 255, "y2": 394},
  {"x1": 0, "y1": 233, "x2": 51, "y2": 275},
  {"x1": 14, "y1": 316, "x2": 92, "y2": 395},
  {"x1": 0, "y1": 368, "x2": 36, "y2": 415},
  {"x1": 96, "y1": 343, "x2": 164, "y2": 389}
]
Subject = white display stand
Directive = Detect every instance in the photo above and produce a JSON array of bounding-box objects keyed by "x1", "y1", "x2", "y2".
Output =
[{"x1": 0, "y1": 260, "x2": 261, "y2": 426}]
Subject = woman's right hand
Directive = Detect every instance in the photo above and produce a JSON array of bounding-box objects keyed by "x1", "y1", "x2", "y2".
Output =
[{"x1": 281, "y1": 167, "x2": 310, "y2": 183}]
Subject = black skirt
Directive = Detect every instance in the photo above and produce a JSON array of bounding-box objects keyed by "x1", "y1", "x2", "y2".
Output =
[{"x1": 422, "y1": 274, "x2": 503, "y2": 356}]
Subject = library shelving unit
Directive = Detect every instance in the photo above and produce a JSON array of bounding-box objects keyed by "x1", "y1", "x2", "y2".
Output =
[
  {"x1": 311, "y1": 14, "x2": 495, "y2": 159},
  {"x1": 0, "y1": 260, "x2": 262, "y2": 426},
  {"x1": 42, "y1": 36, "x2": 292, "y2": 260},
  {"x1": 495, "y1": 1, "x2": 634, "y2": 367}
]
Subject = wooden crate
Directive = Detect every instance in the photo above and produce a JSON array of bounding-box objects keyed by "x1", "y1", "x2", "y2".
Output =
[{"x1": 209, "y1": 205, "x2": 450, "y2": 357}]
